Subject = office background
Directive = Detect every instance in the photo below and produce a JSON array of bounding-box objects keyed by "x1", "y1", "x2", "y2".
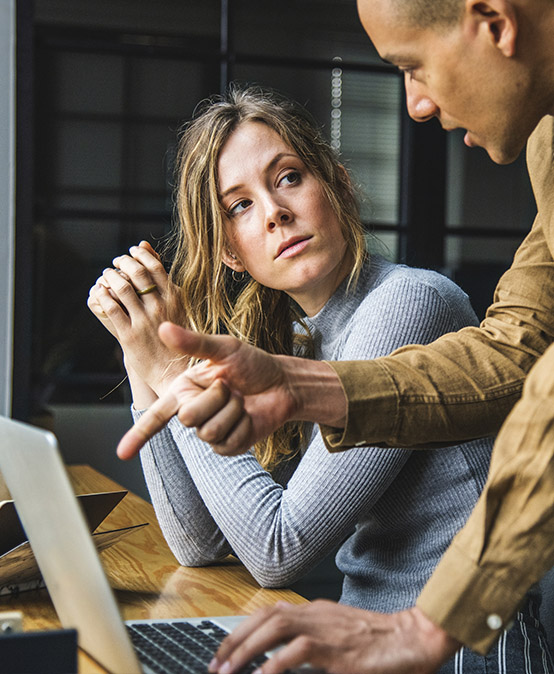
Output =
[{"x1": 1, "y1": 0, "x2": 537, "y2": 600}]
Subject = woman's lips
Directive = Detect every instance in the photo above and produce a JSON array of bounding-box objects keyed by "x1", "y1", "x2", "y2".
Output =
[{"x1": 276, "y1": 237, "x2": 311, "y2": 259}]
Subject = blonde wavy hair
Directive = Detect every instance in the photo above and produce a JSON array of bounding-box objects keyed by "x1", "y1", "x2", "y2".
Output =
[{"x1": 168, "y1": 84, "x2": 368, "y2": 470}]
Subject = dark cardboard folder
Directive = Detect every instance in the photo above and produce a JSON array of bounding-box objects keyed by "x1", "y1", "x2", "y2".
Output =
[{"x1": 0, "y1": 490, "x2": 147, "y2": 595}]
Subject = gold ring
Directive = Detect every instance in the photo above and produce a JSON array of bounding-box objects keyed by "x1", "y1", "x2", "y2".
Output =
[{"x1": 136, "y1": 283, "x2": 157, "y2": 296}]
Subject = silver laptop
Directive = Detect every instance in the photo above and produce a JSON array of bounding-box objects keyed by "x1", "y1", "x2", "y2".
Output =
[{"x1": 0, "y1": 415, "x2": 256, "y2": 674}]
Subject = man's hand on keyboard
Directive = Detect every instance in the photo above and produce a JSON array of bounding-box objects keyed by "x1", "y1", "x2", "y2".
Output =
[
  {"x1": 117, "y1": 322, "x2": 347, "y2": 460},
  {"x1": 208, "y1": 600, "x2": 460, "y2": 674}
]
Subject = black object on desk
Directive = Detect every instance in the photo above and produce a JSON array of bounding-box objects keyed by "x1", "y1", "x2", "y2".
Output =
[{"x1": 0, "y1": 628, "x2": 78, "y2": 673}]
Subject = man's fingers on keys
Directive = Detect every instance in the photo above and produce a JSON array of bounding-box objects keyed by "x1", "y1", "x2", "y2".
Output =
[
  {"x1": 211, "y1": 603, "x2": 297, "y2": 674},
  {"x1": 208, "y1": 606, "x2": 275, "y2": 672},
  {"x1": 117, "y1": 393, "x2": 179, "y2": 460},
  {"x1": 258, "y1": 635, "x2": 329, "y2": 674}
]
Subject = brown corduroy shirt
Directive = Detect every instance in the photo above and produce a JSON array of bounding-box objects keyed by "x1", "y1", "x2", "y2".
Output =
[{"x1": 320, "y1": 114, "x2": 554, "y2": 654}]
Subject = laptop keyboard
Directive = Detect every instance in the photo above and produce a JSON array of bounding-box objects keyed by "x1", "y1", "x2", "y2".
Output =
[{"x1": 126, "y1": 619, "x2": 268, "y2": 674}]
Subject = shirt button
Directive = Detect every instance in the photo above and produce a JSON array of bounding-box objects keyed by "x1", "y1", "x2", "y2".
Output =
[{"x1": 486, "y1": 614, "x2": 503, "y2": 630}]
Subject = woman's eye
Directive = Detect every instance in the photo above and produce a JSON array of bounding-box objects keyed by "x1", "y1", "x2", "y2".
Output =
[
  {"x1": 280, "y1": 171, "x2": 301, "y2": 187},
  {"x1": 229, "y1": 199, "x2": 251, "y2": 216}
]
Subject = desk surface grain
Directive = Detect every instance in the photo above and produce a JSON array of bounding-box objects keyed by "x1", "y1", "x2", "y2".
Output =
[{"x1": 0, "y1": 464, "x2": 307, "y2": 673}]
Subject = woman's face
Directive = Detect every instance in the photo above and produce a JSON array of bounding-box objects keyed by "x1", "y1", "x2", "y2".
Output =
[{"x1": 218, "y1": 121, "x2": 352, "y2": 317}]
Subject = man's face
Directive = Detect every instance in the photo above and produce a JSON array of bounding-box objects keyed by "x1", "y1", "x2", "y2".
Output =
[{"x1": 357, "y1": 0, "x2": 542, "y2": 164}]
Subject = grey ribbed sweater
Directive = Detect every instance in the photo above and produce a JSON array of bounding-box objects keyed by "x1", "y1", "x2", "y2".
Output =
[{"x1": 136, "y1": 256, "x2": 493, "y2": 612}]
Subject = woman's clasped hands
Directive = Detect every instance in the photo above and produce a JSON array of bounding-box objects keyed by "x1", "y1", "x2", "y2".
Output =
[{"x1": 87, "y1": 240, "x2": 186, "y2": 405}]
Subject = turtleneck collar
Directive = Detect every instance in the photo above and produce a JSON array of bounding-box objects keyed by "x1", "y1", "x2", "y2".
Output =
[{"x1": 302, "y1": 255, "x2": 393, "y2": 359}]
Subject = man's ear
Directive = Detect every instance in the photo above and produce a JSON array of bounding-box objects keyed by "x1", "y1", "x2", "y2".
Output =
[
  {"x1": 465, "y1": 0, "x2": 517, "y2": 57},
  {"x1": 221, "y1": 249, "x2": 246, "y2": 272}
]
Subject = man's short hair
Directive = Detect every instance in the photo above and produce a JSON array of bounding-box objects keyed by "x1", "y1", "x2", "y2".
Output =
[{"x1": 394, "y1": 0, "x2": 464, "y2": 28}]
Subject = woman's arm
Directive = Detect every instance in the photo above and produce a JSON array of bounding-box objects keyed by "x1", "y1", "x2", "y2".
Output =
[
  {"x1": 156, "y1": 272, "x2": 474, "y2": 586},
  {"x1": 173, "y1": 419, "x2": 409, "y2": 586},
  {"x1": 137, "y1": 414, "x2": 233, "y2": 565},
  {"x1": 88, "y1": 243, "x2": 232, "y2": 562}
]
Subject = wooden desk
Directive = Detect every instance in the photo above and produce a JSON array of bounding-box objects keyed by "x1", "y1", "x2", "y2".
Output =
[{"x1": 0, "y1": 465, "x2": 307, "y2": 673}]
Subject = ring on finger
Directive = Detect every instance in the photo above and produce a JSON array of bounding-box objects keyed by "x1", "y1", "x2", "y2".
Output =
[{"x1": 136, "y1": 283, "x2": 157, "y2": 296}]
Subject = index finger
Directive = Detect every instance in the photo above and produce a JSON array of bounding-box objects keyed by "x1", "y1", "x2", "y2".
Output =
[{"x1": 117, "y1": 390, "x2": 179, "y2": 460}]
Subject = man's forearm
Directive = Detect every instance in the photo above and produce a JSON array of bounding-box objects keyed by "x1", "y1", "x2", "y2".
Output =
[
  {"x1": 320, "y1": 324, "x2": 529, "y2": 451},
  {"x1": 278, "y1": 356, "x2": 347, "y2": 428}
]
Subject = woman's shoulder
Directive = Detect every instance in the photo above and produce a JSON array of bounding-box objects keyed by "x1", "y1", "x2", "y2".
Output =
[
  {"x1": 368, "y1": 256, "x2": 468, "y2": 301},
  {"x1": 361, "y1": 256, "x2": 478, "y2": 327}
]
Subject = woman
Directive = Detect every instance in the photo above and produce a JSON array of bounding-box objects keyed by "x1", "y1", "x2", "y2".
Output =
[{"x1": 88, "y1": 85, "x2": 552, "y2": 673}]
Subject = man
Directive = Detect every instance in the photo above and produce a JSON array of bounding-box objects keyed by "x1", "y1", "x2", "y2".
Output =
[{"x1": 118, "y1": 0, "x2": 554, "y2": 671}]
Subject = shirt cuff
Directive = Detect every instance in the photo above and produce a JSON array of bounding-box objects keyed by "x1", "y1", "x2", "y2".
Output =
[
  {"x1": 319, "y1": 360, "x2": 400, "y2": 451},
  {"x1": 417, "y1": 540, "x2": 526, "y2": 655}
]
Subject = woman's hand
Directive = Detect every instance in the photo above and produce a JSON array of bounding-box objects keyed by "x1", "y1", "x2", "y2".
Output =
[{"x1": 87, "y1": 241, "x2": 186, "y2": 397}]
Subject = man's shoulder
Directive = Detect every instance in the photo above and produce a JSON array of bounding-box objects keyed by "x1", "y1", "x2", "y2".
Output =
[{"x1": 526, "y1": 115, "x2": 554, "y2": 233}]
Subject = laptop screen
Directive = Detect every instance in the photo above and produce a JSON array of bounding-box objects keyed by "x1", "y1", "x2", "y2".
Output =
[{"x1": 0, "y1": 415, "x2": 141, "y2": 673}]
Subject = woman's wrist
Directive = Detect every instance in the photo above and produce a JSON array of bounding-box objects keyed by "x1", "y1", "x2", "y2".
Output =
[
  {"x1": 125, "y1": 363, "x2": 159, "y2": 408},
  {"x1": 157, "y1": 355, "x2": 190, "y2": 398}
]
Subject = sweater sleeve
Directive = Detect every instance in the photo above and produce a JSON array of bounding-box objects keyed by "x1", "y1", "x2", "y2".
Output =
[
  {"x1": 137, "y1": 412, "x2": 233, "y2": 565},
  {"x1": 146, "y1": 272, "x2": 479, "y2": 588}
]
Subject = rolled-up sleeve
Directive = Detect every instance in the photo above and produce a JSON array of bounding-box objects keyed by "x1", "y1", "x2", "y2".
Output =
[{"x1": 418, "y1": 341, "x2": 554, "y2": 652}]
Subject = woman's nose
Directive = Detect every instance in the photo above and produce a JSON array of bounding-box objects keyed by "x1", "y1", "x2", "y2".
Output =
[{"x1": 265, "y1": 199, "x2": 293, "y2": 231}]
